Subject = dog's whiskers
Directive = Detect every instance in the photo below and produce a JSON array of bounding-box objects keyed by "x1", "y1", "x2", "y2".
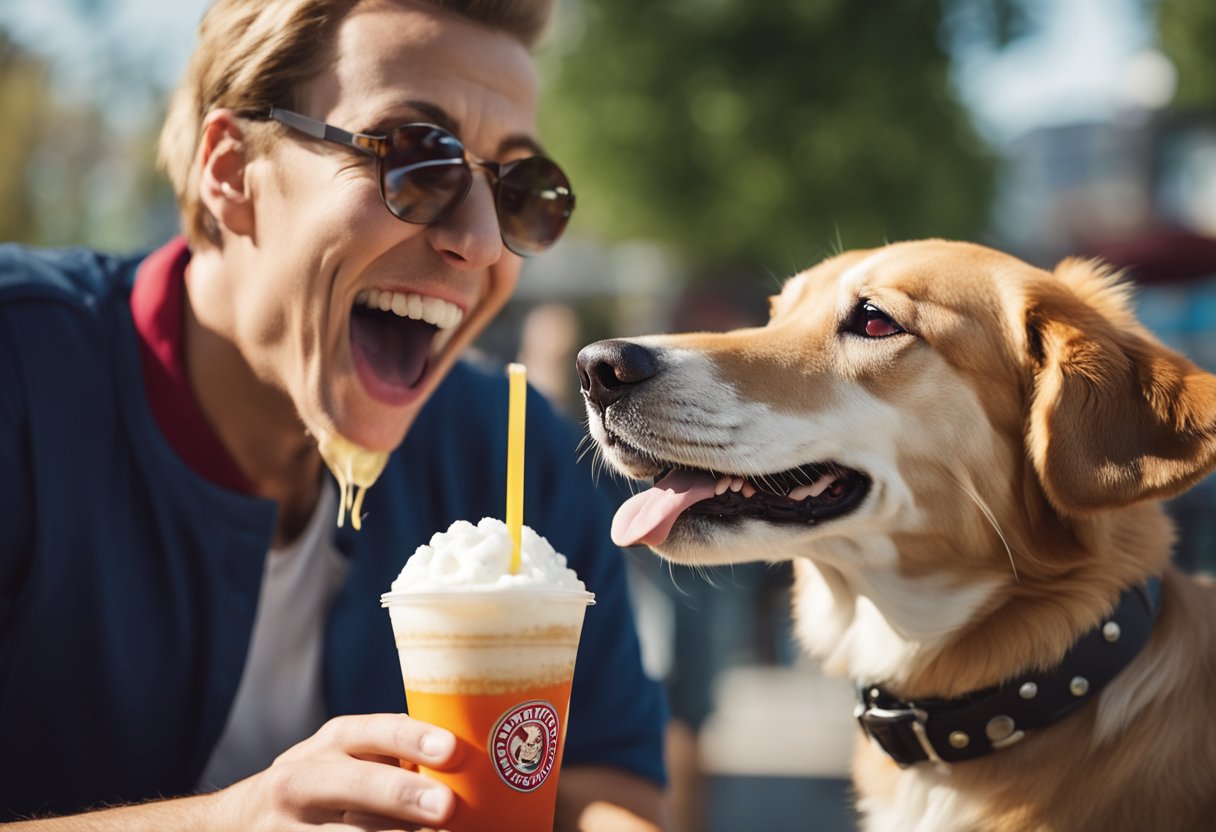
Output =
[
  {"x1": 591, "y1": 450, "x2": 604, "y2": 487},
  {"x1": 574, "y1": 433, "x2": 595, "y2": 465},
  {"x1": 830, "y1": 225, "x2": 845, "y2": 257},
  {"x1": 664, "y1": 559, "x2": 694, "y2": 599},
  {"x1": 950, "y1": 474, "x2": 1019, "y2": 583},
  {"x1": 762, "y1": 265, "x2": 786, "y2": 293},
  {"x1": 589, "y1": 446, "x2": 613, "y2": 488},
  {"x1": 692, "y1": 560, "x2": 720, "y2": 587}
]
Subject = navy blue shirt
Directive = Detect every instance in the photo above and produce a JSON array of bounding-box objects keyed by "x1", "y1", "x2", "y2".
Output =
[{"x1": 0, "y1": 244, "x2": 666, "y2": 819}]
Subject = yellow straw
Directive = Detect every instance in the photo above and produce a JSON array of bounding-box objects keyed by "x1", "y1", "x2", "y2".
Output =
[{"x1": 506, "y1": 363, "x2": 527, "y2": 574}]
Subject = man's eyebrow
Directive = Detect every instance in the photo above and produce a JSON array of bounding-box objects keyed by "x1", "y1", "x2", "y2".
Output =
[
  {"x1": 369, "y1": 100, "x2": 547, "y2": 158},
  {"x1": 497, "y1": 134, "x2": 546, "y2": 158}
]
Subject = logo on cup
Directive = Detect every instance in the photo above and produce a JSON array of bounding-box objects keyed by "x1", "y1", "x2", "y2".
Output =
[{"x1": 490, "y1": 700, "x2": 560, "y2": 792}]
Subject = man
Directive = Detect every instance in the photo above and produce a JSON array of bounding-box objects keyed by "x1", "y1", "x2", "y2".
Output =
[{"x1": 0, "y1": 0, "x2": 667, "y2": 829}]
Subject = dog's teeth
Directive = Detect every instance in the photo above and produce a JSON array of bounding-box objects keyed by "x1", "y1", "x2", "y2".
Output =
[
  {"x1": 788, "y1": 484, "x2": 814, "y2": 501},
  {"x1": 714, "y1": 476, "x2": 731, "y2": 496},
  {"x1": 729, "y1": 478, "x2": 744, "y2": 493},
  {"x1": 741, "y1": 482, "x2": 757, "y2": 498},
  {"x1": 808, "y1": 473, "x2": 838, "y2": 498}
]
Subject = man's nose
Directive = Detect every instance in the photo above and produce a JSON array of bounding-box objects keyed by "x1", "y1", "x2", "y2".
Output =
[
  {"x1": 576, "y1": 339, "x2": 658, "y2": 414},
  {"x1": 425, "y1": 175, "x2": 502, "y2": 269}
]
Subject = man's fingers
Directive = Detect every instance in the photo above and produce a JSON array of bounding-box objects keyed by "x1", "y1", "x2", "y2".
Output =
[
  {"x1": 304, "y1": 714, "x2": 459, "y2": 768},
  {"x1": 352, "y1": 752, "x2": 408, "y2": 767},
  {"x1": 335, "y1": 809, "x2": 451, "y2": 831},
  {"x1": 265, "y1": 757, "x2": 455, "y2": 827}
]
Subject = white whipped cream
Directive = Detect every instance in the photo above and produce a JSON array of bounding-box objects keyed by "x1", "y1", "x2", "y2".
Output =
[{"x1": 390, "y1": 518, "x2": 586, "y2": 593}]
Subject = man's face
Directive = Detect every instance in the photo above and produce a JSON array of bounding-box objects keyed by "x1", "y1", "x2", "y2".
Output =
[{"x1": 237, "y1": 0, "x2": 540, "y2": 452}]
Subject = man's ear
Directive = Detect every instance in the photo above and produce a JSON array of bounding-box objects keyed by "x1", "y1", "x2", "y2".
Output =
[
  {"x1": 1025, "y1": 259, "x2": 1216, "y2": 516},
  {"x1": 197, "y1": 109, "x2": 255, "y2": 240}
]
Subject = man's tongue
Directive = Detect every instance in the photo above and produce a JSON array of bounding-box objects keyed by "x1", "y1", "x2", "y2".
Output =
[
  {"x1": 350, "y1": 308, "x2": 434, "y2": 389},
  {"x1": 611, "y1": 470, "x2": 718, "y2": 548}
]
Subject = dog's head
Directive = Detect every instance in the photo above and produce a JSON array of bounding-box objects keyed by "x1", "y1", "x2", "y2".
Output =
[{"x1": 579, "y1": 240, "x2": 1216, "y2": 686}]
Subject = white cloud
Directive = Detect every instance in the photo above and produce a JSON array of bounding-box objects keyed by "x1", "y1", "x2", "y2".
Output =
[{"x1": 951, "y1": 0, "x2": 1159, "y2": 143}]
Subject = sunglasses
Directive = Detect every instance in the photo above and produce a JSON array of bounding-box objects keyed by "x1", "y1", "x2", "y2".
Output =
[{"x1": 258, "y1": 107, "x2": 575, "y2": 256}]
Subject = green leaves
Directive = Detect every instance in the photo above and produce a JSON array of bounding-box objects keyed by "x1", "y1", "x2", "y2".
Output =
[
  {"x1": 539, "y1": 0, "x2": 995, "y2": 273},
  {"x1": 1156, "y1": 0, "x2": 1216, "y2": 108}
]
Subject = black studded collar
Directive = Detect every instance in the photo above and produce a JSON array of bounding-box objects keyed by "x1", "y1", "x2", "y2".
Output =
[{"x1": 855, "y1": 577, "x2": 1162, "y2": 767}]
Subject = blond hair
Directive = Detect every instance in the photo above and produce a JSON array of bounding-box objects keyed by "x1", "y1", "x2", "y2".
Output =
[{"x1": 158, "y1": 0, "x2": 555, "y2": 248}]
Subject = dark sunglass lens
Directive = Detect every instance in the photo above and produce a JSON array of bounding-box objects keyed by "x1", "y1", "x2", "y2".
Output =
[
  {"x1": 382, "y1": 125, "x2": 470, "y2": 223},
  {"x1": 496, "y1": 157, "x2": 575, "y2": 256}
]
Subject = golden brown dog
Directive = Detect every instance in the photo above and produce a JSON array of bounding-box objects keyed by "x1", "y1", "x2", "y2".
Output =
[{"x1": 577, "y1": 240, "x2": 1216, "y2": 831}]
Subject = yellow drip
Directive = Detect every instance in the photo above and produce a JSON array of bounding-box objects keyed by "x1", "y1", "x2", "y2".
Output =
[
  {"x1": 351, "y1": 484, "x2": 368, "y2": 531},
  {"x1": 318, "y1": 432, "x2": 389, "y2": 530}
]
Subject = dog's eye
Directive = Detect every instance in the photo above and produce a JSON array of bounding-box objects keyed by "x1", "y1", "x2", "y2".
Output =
[{"x1": 847, "y1": 301, "x2": 905, "y2": 338}]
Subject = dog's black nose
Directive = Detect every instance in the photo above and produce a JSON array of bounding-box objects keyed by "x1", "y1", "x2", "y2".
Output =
[{"x1": 576, "y1": 339, "x2": 658, "y2": 413}]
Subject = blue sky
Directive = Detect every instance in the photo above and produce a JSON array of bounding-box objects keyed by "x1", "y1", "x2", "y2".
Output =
[
  {"x1": 0, "y1": 0, "x2": 1169, "y2": 143},
  {"x1": 0, "y1": 0, "x2": 212, "y2": 127},
  {"x1": 950, "y1": 0, "x2": 1169, "y2": 143}
]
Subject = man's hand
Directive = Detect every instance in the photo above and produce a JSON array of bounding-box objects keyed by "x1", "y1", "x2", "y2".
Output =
[
  {"x1": 213, "y1": 713, "x2": 458, "y2": 830},
  {"x1": 1, "y1": 718, "x2": 671, "y2": 832},
  {"x1": 2, "y1": 713, "x2": 458, "y2": 831}
]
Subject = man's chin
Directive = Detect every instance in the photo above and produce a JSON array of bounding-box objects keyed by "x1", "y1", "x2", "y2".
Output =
[
  {"x1": 317, "y1": 412, "x2": 416, "y2": 457},
  {"x1": 298, "y1": 391, "x2": 417, "y2": 458}
]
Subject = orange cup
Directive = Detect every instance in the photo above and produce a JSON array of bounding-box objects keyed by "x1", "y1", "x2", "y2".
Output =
[{"x1": 382, "y1": 588, "x2": 593, "y2": 831}]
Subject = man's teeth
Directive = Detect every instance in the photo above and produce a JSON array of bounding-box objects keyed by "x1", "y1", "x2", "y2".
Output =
[
  {"x1": 354, "y1": 288, "x2": 464, "y2": 331},
  {"x1": 711, "y1": 473, "x2": 838, "y2": 500}
]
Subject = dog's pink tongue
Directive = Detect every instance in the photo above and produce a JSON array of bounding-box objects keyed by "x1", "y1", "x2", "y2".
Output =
[{"x1": 612, "y1": 470, "x2": 718, "y2": 548}]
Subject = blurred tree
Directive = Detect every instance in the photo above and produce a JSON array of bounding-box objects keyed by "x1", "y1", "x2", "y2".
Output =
[
  {"x1": 1155, "y1": 0, "x2": 1216, "y2": 108},
  {"x1": 539, "y1": 0, "x2": 996, "y2": 274},
  {"x1": 0, "y1": 1, "x2": 180, "y2": 250},
  {"x1": 0, "y1": 30, "x2": 51, "y2": 243}
]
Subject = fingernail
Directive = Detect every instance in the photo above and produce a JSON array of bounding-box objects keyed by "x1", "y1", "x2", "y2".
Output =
[
  {"x1": 421, "y1": 730, "x2": 454, "y2": 759},
  {"x1": 419, "y1": 786, "x2": 451, "y2": 816}
]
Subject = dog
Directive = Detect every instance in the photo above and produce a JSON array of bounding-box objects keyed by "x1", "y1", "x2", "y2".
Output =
[{"x1": 576, "y1": 240, "x2": 1216, "y2": 832}]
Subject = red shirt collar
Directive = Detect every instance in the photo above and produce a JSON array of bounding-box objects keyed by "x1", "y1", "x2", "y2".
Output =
[{"x1": 130, "y1": 237, "x2": 254, "y2": 494}]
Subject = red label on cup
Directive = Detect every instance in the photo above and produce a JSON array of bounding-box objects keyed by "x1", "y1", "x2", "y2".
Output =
[{"x1": 489, "y1": 700, "x2": 560, "y2": 792}]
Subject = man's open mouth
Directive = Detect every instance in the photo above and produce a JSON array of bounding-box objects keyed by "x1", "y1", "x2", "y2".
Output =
[
  {"x1": 607, "y1": 437, "x2": 871, "y2": 548},
  {"x1": 349, "y1": 288, "x2": 463, "y2": 403}
]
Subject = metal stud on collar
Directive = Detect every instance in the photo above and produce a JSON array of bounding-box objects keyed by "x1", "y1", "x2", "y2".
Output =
[
  {"x1": 1103, "y1": 621, "x2": 1121, "y2": 642},
  {"x1": 1069, "y1": 676, "x2": 1090, "y2": 697},
  {"x1": 985, "y1": 714, "x2": 1025, "y2": 749}
]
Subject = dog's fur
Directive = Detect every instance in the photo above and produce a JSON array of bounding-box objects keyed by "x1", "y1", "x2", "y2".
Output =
[{"x1": 580, "y1": 240, "x2": 1216, "y2": 831}]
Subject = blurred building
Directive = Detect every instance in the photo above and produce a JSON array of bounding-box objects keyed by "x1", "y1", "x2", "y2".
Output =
[{"x1": 992, "y1": 110, "x2": 1216, "y2": 266}]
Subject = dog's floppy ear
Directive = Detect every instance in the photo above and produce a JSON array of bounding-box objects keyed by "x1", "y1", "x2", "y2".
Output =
[{"x1": 1025, "y1": 258, "x2": 1216, "y2": 515}]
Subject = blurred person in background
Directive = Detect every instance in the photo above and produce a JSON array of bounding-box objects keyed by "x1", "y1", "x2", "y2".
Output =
[
  {"x1": 517, "y1": 301, "x2": 583, "y2": 414},
  {"x1": 0, "y1": 0, "x2": 666, "y2": 829}
]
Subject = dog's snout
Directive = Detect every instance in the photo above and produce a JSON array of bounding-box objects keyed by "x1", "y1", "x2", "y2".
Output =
[{"x1": 576, "y1": 339, "x2": 658, "y2": 413}]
